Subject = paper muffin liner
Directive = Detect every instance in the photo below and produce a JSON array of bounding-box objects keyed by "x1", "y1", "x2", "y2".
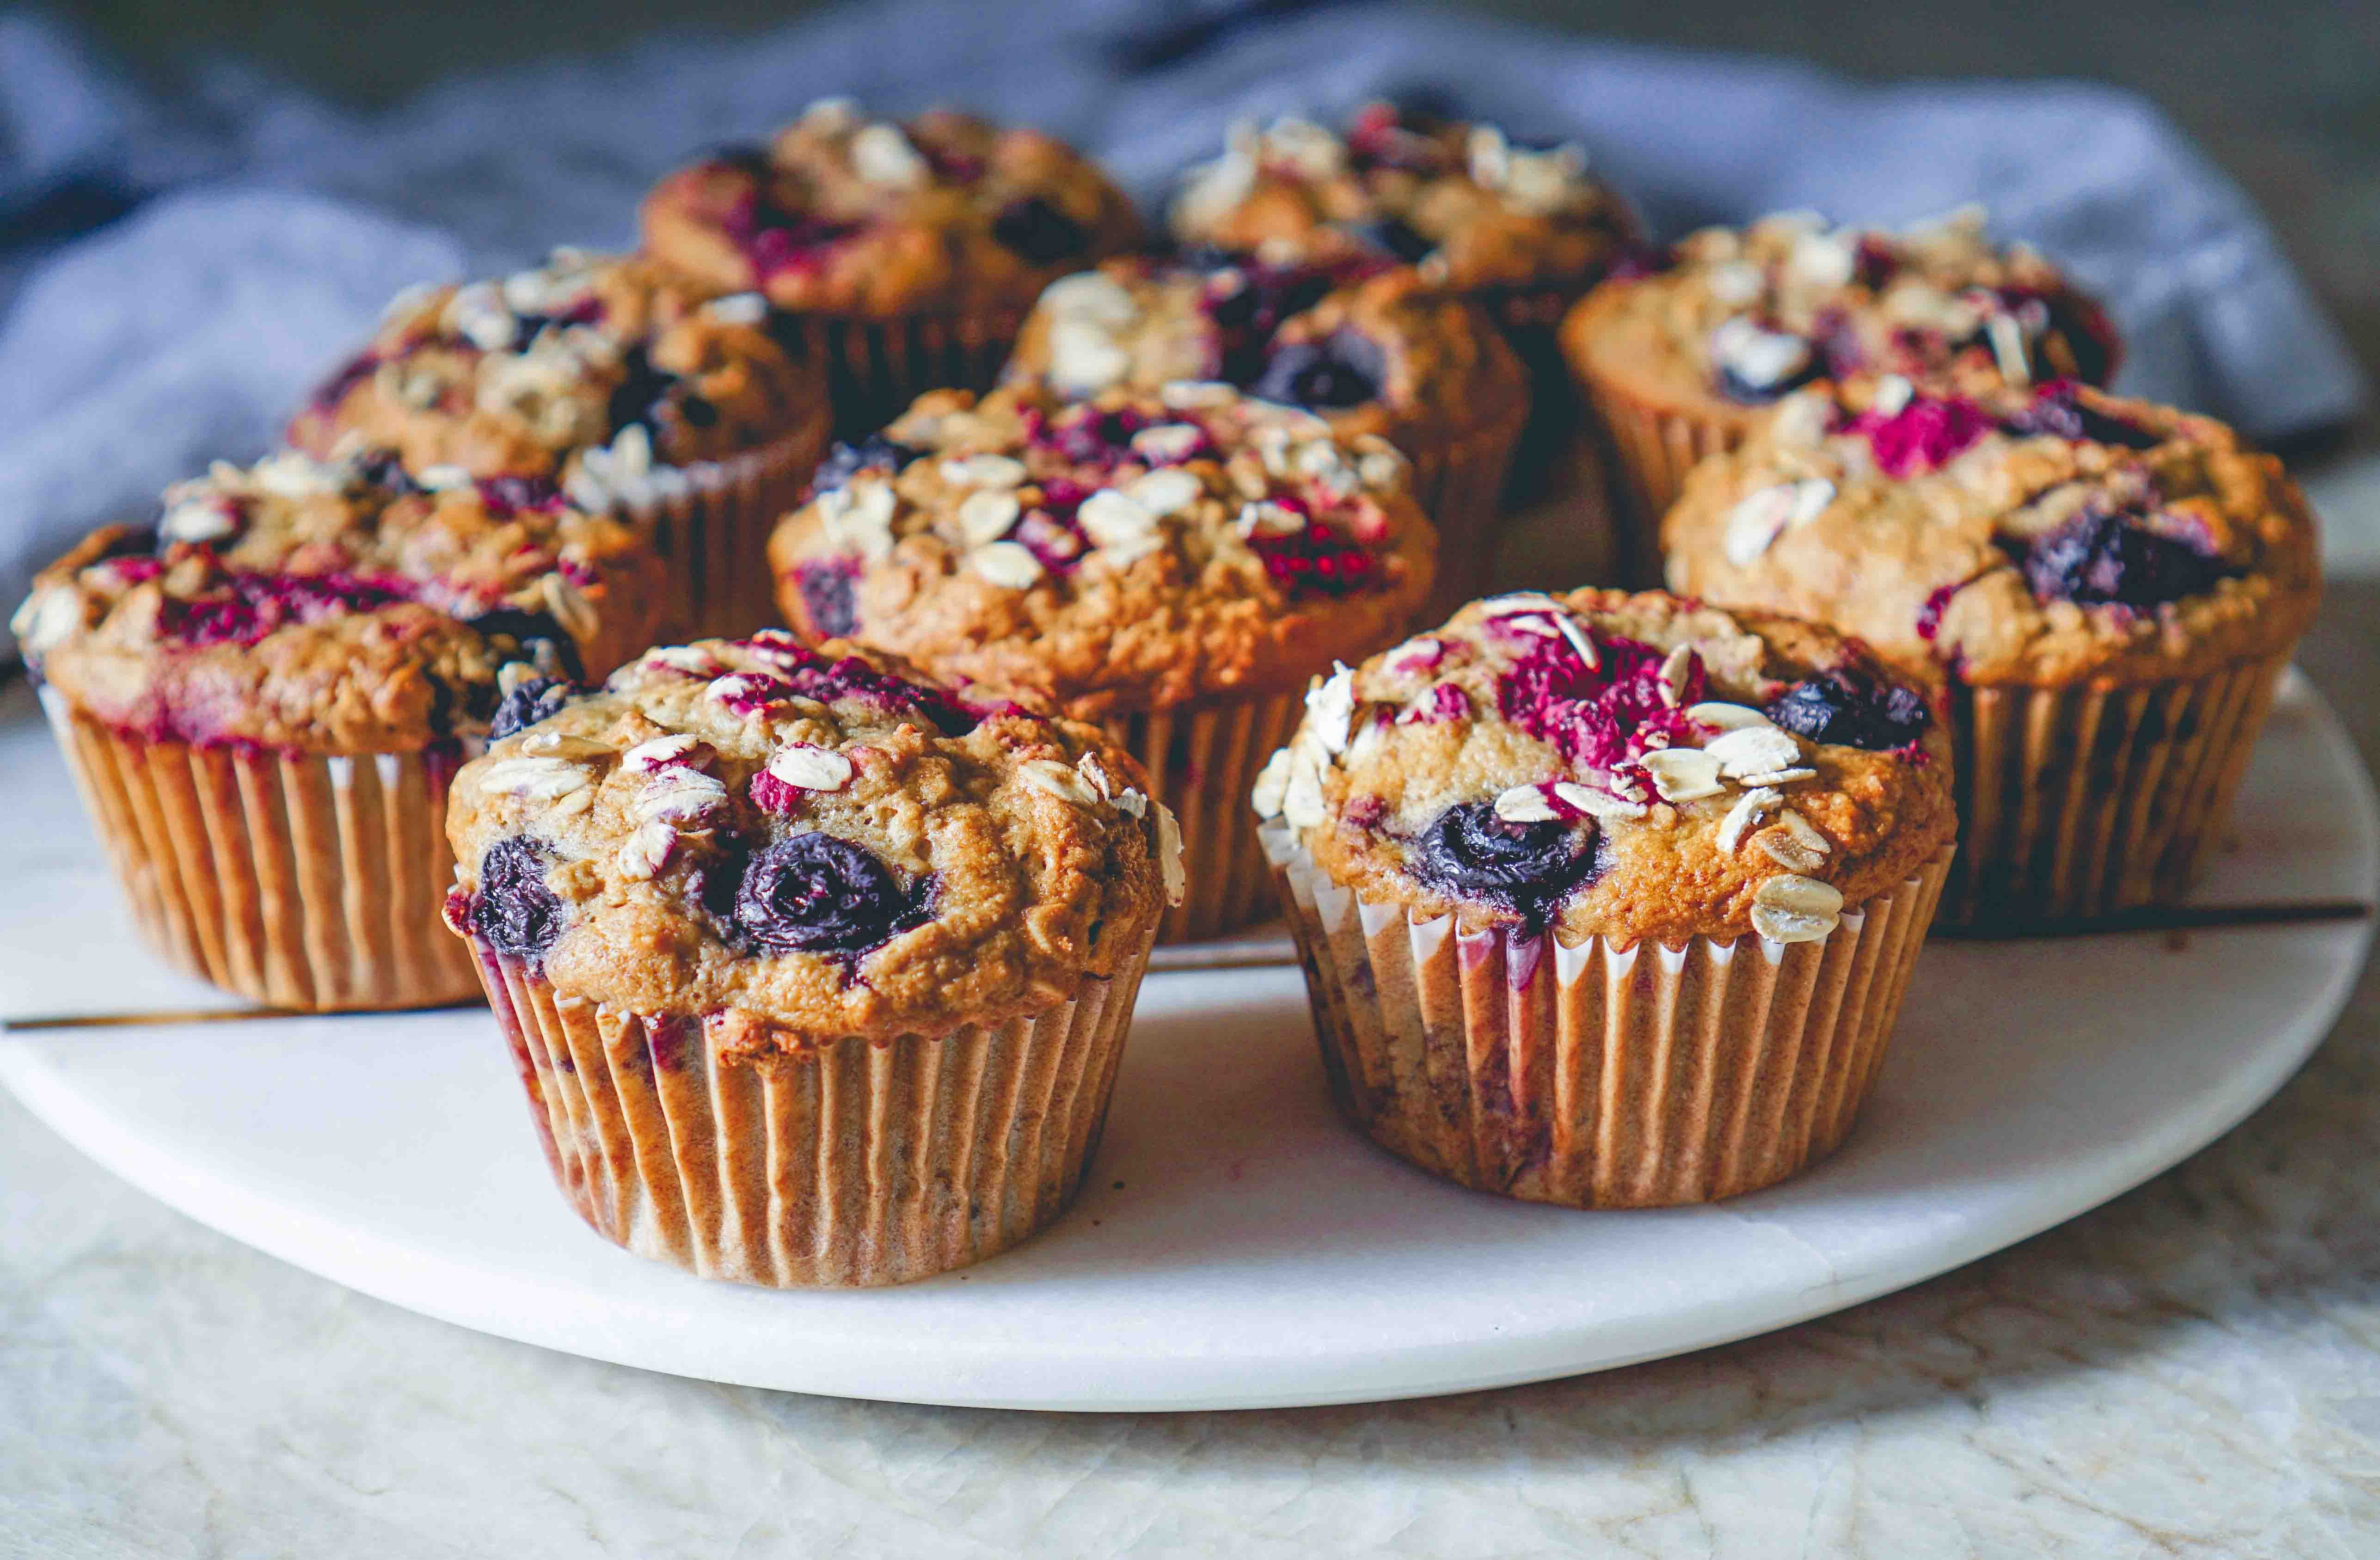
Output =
[
  {"x1": 611, "y1": 421, "x2": 829, "y2": 644},
  {"x1": 1573, "y1": 362, "x2": 1752, "y2": 553},
  {"x1": 1402, "y1": 413, "x2": 1528, "y2": 626},
  {"x1": 466, "y1": 938, "x2": 1153, "y2": 1288},
  {"x1": 1104, "y1": 687, "x2": 1306, "y2": 945},
  {"x1": 1943, "y1": 652, "x2": 2290, "y2": 925},
  {"x1": 784, "y1": 312, "x2": 1023, "y2": 438},
  {"x1": 38, "y1": 688, "x2": 479, "y2": 1011},
  {"x1": 1264, "y1": 822, "x2": 1954, "y2": 1207}
]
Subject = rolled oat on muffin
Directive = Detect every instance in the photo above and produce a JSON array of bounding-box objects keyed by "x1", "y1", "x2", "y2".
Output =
[
  {"x1": 1563, "y1": 205, "x2": 2118, "y2": 518},
  {"x1": 1006, "y1": 255, "x2": 1527, "y2": 617},
  {"x1": 767, "y1": 380, "x2": 1437, "y2": 942},
  {"x1": 442, "y1": 632, "x2": 1176, "y2": 1287},
  {"x1": 291, "y1": 249, "x2": 830, "y2": 641},
  {"x1": 1662, "y1": 377, "x2": 2318, "y2": 922},
  {"x1": 13, "y1": 448, "x2": 665, "y2": 1010},
  {"x1": 1254, "y1": 586, "x2": 1956, "y2": 1207},
  {"x1": 1167, "y1": 102, "x2": 1640, "y2": 525},
  {"x1": 641, "y1": 100, "x2": 1143, "y2": 427}
]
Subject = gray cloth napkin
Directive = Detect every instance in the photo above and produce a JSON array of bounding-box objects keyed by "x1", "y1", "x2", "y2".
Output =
[{"x1": 0, "y1": 0, "x2": 2363, "y2": 639}]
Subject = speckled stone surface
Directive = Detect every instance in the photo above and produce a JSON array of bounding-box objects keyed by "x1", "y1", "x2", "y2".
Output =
[{"x1": 0, "y1": 473, "x2": 2376, "y2": 1554}]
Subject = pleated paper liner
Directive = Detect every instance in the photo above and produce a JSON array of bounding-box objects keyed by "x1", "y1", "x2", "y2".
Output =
[
  {"x1": 1102, "y1": 687, "x2": 1306, "y2": 945},
  {"x1": 38, "y1": 689, "x2": 480, "y2": 1011},
  {"x1": 1265, "y1": 822, "x2": 1954, "y2": 1207},
  {"x1": 468, "y1": 940, "x2": 1153, "y2": 1288},
  {"x1": 784, "y1": 312, "x2": 1022, "y2": 439},
  {"x1": 1575, "y1": 368, "x2": 1747, "y2": 535},
  {"x1": 1403, "y1": 414, "x2": 1527, "y2": 626},
  {"x1": 616, "y1": 422, "x2": 830, "y2": 644},
  {"x1": 1944, "y1": 653, "x2": 2290, "y2": 925}
]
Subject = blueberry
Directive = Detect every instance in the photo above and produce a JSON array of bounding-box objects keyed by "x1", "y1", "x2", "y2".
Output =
[
  {"x1": 490, "y1": 676, "x2": 575, "y2": 740},
  {"x1": 732, "y1": 834, "x2": 934, "y2": 955},
  {"x1": 604, "y1": 344, "x2": 682, "y2": 441},
  {"x1": 808, "y1": 435, "x2": 919, "y2": 497},
  {"x1": 1341, "y1": 216, "x2": 1437, "y2": 264},
  {"x1": 793, "y1": 558, "x2": 860, "y2": 638},
  {"x1": 1998, "y1": 383, "x2": 2160, "y2": 450},
  {"x1": 1764, "y1": 669, "x2": 1931, "y2": 750},
  {"x1": 1407, "y1": 802, "x2": 1601, "y2": 929},
  {"x1": 2020, "y1": 506, "x2": 2225, "y2": 609},
  {"x1": 464, "y1": 606, "x2": 583, "y2": 681},
  {"x1": 1251, "y1": 330, "x2": 1386, "y2": 409},
  {"x1": 991, "y1": 197, "x2": 1092, "y2": 265},
  {"x1": 470, "y1": 836, "x2": 564, "y2": 962}
]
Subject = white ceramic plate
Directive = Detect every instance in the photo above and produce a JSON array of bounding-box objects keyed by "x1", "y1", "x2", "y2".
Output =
[{"x1": 3, "y1": 674, "x2": 2372, "y2": 1412}]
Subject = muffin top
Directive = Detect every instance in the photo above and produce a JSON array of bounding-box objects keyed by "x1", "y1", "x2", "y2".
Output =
[
  {"x1": 1562, "y1": 207, "x2": 2116, "y2": 424},
  {"x1": 288, "y1": 249, "x2": 829, "y2": 500},
  {"x1": 638, "y1": 100, "x2": 1144, "y2": 320},
  {"x1": 767, "y1": 382, "x2": 1437, "y2": 718},
  {"x1": 1004, "y1": 255, "x2": 1529, "y2": 450},
  {"x1": 12, "y1": 449, "x2": 664, "y2": 752},
  {"x1": 1254, "y1": 588, "x2": 1955, "y2": 949},
  {"x1": 1662, "y1": 379, "x2": 2322, "y2": 687},
  {"x1": 1166, "y1": 103, "x2": 1637, "y2": 297},
  {"x1": 444, "y1": 633, "x2": 1178, "y2": 1046}
]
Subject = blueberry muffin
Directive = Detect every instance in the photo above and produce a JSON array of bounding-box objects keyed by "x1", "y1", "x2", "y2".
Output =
[
  {"x1": 1166, "y1": 102, "x2": 1640, "y2": 515},
  {"x1": 767, "y1": 380, "x2": 1437, "y2": 941},
  {"x1": 1254, "y1": 587, "x2": 1956, "y2": 1206},
  {"x1": 1005, "y1": 255, "x2": 1527, "y2": 616},
  {"x1": 641, "y1": 100, "x2": 1143, "y2": 427},
  {"x1": 12, "y1": 448, "x2": 665, "y2": 1010},
  {"x1": 442, "y1": 632, "x2": 1178, "y2": 1287},
  {"x1": 289, "y1": 248, "x2": 831, "y2": 640},
  {"x1": 1662, "y1": 377, "x2": 2318, "y2": 921},
  {"x1": 1563, "y1": 206, "x2": 2118, "y2": 518}
]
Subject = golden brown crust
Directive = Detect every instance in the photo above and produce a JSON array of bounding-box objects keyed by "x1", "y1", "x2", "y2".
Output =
[
  {"x1": 1167, "y1": 107, "x2": 1637, "y2": 298},
  {"x1": 638, "y1": 102, "x2": 1142, "y2": 321},
  {"x1": 286, "y1": 251, "x2": 830, "y2": 500},
  {"x1": 444, "y1": 634, "x2": 1172, "y2": 1047},
  {"x1": 767, "y1": 382, "x2": 1436, "y2": 719},
  {"x1": 1002, "y1": 257, "x2": 1530, "y2": 456},
  {"x1": 1562, "y1": 208, "x2": 2116, "y2": 429},
  {"x1": 14, "y1": 451, "x2": 663, "y2": 751},
  {"x1": 1660, "y1": 381, "x2": 2322, "y2": 688},
  {"x1": 1255, "y1": 588, "x2": 1957, "y2": 949}
]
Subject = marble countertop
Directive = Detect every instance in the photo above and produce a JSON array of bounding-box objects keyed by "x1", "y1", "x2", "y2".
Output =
[{"x1": 7, "y1": 464, "x2": 2380, "y2": 1557}]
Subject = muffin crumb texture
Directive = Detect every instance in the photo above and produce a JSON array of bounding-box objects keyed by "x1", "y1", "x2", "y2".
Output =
[
  {"x1": 1255, "y1": 588, "x2": 1956, "y2": 948},
  {"x1": 13, "y1": 448, "x2": 662, "y2": 751},
  {"x1": 768, "y1": 381, "x2": 1436, "y2": 716},
  {"x1": 444, "y1": 634, "x2": 1176, "y2": 1048},
  {"x1": 1662, "y1": 379, "x2": 2321, "y2": 685}
]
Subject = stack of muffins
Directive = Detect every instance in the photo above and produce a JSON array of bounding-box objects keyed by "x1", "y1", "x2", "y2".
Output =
[{"x1": 10, "y1": 92, "x2": 2325, "y2": 1286}]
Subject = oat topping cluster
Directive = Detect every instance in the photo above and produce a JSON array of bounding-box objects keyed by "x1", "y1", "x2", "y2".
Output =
[{"x1": 1671, "y1": 208, "x2": 2116, "y2": 405}]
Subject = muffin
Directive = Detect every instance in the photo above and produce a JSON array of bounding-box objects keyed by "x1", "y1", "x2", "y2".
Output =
[
  {"x1": 1166, "y1": 102, "x2": 1639, "y2": 520},
  {"x1": 1254, "y1": 587, "x2": 1956, "y2": 1206},
  {"x1": 640, "y1": 100, "x2": 1143, "y2": 429},
  {"x1": 1662, "y1": 377, "x2": 2318, "y2": 923},
  {"x1": 442, "y1": 632, "x2": 1177, "y2": 1287},
  {"x1": 767, "y1": 381, "x2": 1436, "y2": 942},
  {"x1": 290, "y1": 249, "x2": 830, "y2": 642},
  {"x1": 1005, "y1": 255, "x2": 1527, "y2": 616},
  {"x1": 12, "y1": 448, "x2": 665, "y2": 1010},
  {"x1": 1563, "y1": 205, "x2": 2118, "y2": 520}
]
